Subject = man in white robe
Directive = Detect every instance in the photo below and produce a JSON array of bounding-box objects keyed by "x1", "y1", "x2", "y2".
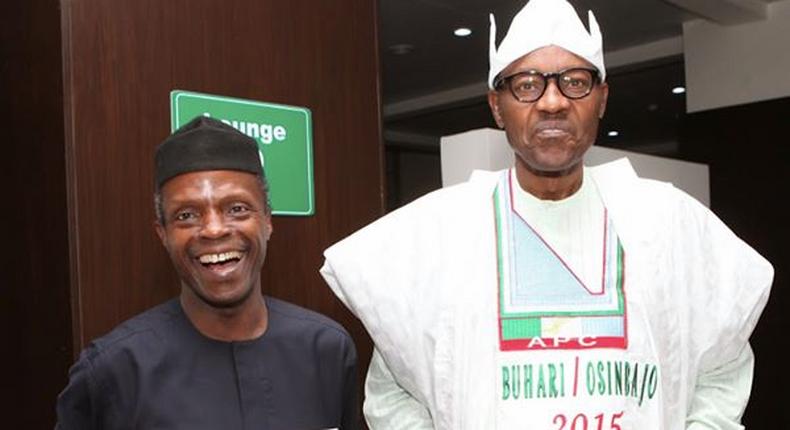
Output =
[{"x1": 320, "y1": 0, "x2": 773, "y2": 428}]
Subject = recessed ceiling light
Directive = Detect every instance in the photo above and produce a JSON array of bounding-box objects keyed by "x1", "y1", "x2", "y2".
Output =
[
  {"x1": 454, "y1": 28, "x2": 472, "y2": 37},
  {"x1": 672, "y1": 86, "x2": 686, "y2": 94},
  {"x1": 607, "y1": 130, "x2": 619, "y2": 137},
  {"x1": 388, "y1": 44, "x2": 414, "y2": 55}
]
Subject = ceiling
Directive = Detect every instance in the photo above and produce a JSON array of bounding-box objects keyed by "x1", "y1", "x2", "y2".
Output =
[{"x1": 378, "y1": 0, "x2": 779, "y2": 155}]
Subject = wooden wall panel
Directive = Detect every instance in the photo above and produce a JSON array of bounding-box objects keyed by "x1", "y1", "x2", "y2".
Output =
[
  {"x1": 679, "y1": 97, "x2": 790, "y2": 427},
  {"x1": 0, "y1": 0, "x2": 72, "y2": 426},
  {"x1": 62, "y1": 0, "x2": 383, "y2": 422}
]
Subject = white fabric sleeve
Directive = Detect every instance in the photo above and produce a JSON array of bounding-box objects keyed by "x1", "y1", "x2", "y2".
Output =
[
  {"x1": 681, "y1": 195, "x2": 772, "y2": 369},
  {"x1": 670, "y1": 191, "x2": 772, "y2": 426},
  {"x1": 364, "y1": 348, "x2": 435, "y2": 430},
  {"x1": 686, "y1": 343, "x2": 754, "y2": 430}
]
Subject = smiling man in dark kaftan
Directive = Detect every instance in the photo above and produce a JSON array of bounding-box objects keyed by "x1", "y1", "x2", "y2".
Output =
[{"x1": 56, "y1": 116, "x2": 359, "y2": 430}]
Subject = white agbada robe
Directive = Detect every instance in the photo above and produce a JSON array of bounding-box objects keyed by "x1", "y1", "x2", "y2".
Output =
[{"x1": 321, "y1": 159, "x2": 772, "y2": 429}]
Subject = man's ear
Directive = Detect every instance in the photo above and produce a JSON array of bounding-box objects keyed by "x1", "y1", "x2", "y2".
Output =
[
  {"x1": 264, "y1": 216, "x2": 273, "y2": 241},
  {"x1": 487, "y1": 90, "x2": 506, "y2": 129},
  {"x1": 597, "y1": 82, "x2": 609, "y2": 119},
  {"x1": 154, "y1": 220, "x2": 167, "y2": 248}
]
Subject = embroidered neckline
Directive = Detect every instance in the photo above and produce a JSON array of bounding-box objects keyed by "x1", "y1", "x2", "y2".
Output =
[{"x1": 507, "y1": 171, "x2": 608, "y2": 295}]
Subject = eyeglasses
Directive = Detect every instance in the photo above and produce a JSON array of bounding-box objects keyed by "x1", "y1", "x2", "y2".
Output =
[{"x1": 494, "y1": 68, "x2": 600, "y2": 103}]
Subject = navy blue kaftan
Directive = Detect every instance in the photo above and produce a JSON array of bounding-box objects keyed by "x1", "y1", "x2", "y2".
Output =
[{"x1": 56, "y1": 297, "x2": 359, "y2": 430}]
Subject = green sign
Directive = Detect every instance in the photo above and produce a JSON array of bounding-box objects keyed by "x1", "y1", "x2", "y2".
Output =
[{"x1": 170, "y1": 90, "x2": 314, "y2": 216}]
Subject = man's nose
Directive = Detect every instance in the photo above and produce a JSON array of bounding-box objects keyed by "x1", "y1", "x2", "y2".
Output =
[
  {"x1": 200, "y1": 209, "x2": 230, "y2": 239},
  {"x1": 535, "y1": 80, "x2": 570, "y2": 113}
]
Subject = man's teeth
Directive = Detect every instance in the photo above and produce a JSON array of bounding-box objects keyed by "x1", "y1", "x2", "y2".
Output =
[{"x1": 198, "y1": 251, "x2": 243, "y2": 264}]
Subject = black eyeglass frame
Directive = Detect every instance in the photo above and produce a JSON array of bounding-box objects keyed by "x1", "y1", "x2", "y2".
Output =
[{"x1": 493, "y1": 67, "x2": 601, "y2": 103}]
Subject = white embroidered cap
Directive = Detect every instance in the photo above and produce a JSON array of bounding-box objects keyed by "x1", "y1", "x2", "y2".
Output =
[{"x1": 488, "y1": 0, "x2": 606, "y2": 89}]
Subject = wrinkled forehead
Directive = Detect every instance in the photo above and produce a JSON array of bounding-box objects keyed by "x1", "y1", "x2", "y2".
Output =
[
  {"x1": 160, "y1": 170, "x2": 264, "y2": 202},
  {"x1": 500, "y1": 45, "x2": 597, "y2": 76}
]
